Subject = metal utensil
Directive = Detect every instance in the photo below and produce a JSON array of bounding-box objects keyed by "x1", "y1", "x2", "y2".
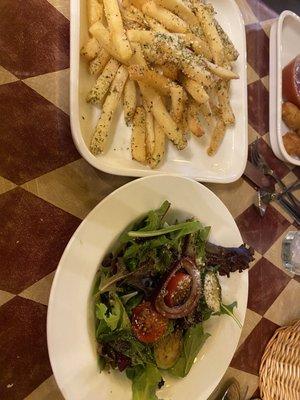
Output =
[
  {"x1": 258, "y1": 188, "x2": 300, "y2": 225},
  {"x1": 251, "y1": 140, "x2": 300, "y2": 209},
  {"x1": 220, "y1": 379, "x2": 241, "y2": 400}
]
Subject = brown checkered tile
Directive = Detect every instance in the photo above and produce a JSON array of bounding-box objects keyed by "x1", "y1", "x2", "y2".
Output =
[
  {"x1": 0, "y1": 187, "x2": 80, "y2": 293},
  {"x1": 248, "y1": 257, "x2": 291, "y2": 315},
  {"x1": 0, "y1": 297, "x2": 52, "y2": 400},
  {"x1": 246, "y1": 23, "x2": 270, "y2": 78},
  {"x1": 248, "y1": 80, "x2": 269, "y2": 135},
  {"x1": 230, "y1": 317, "x2": 280, "y2": 375},
  {"x1": 0, "y1": 0, "x2": 69, "y2": 79},
  {"x1": 236, "y1": 204, "x2": 290, "y2": 254},
  {"x1": 0, "y1": 81, "x2": 79, "y2": 185}
]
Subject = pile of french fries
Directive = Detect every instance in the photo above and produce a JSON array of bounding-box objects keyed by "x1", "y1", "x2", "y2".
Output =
[{"x1": 81, "y1": 0, "x2": 239, "y2": 168}]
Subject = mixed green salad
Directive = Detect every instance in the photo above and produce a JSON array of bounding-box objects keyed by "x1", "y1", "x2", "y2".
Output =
[{"x1": 93, "y1": 201, "x2": 253, "y2": 400}]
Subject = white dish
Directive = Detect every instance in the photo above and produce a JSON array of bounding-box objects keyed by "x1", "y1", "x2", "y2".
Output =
[
  {"x1": 47, "y1": 175, "x2": 248, "y2": 400},
  {"x1": 269, "y1": 11, "x2": 300, "y2": 166},
  {"x1": 70, "y1": 0, "x2": 248, "y2": 183}
]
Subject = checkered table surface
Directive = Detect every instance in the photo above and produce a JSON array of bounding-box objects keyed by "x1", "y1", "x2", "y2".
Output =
[{"x1": 0, "y1": 0, "x2": 299, "y2": 399}]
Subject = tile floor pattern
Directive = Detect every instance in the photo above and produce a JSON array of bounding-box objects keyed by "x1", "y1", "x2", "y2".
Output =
[{"x1": 0, "y1": 0, "x2": 299, "y2": 399}]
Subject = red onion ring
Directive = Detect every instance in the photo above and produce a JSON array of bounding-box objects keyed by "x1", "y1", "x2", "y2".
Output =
[{"x1": 155, "y1": 257, "x2": 201, "y2": 319}]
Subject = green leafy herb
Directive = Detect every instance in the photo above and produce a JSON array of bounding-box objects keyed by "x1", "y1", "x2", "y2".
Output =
[
  {"x1": 214, "y1": 302, "x2": 242, "y2": 328},
  {"x1": 128, "y1": 221, "x2": 202, "y2": 238},
  {"x1": 95, "y1": 293, "x2": 130, "y2": 336},
  {"x1": 126, "y1": 364, "x2": 163, "y2": 400},
  {"x1": 101, "y1": 331, "x2": 155, "y2": 366},
  {"x1": 170, "y1": 324, "x2": 210, "y2": 378}
]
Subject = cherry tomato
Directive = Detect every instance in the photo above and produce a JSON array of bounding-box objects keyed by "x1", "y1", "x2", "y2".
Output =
[
  {"x1": 132, "y1": 302, "x2": 168, "y2": 343},
  {"x1": 164, "y1": 271, "x2": 192, "y2": 307}
]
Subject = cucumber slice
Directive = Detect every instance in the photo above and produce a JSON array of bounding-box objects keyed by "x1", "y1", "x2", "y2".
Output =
[
  {"x1": 154, "y1": 331, "x2": 182, "y2": 369},
  {"x1": 204, "y1": 271, "x2": 221, "y2": 313}
]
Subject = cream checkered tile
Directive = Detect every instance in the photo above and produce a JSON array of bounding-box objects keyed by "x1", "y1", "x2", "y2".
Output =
[
  {"x1": 0, "y1": 290, "x2": 15, "y2": 307},
  {"x1": 0, "y1": 66, "x2": 18, "y2": 85},
  {"x1": 264, "y1": 279, "x2": 300, "y2": 326},
  {"x1": 248, "y1": 125, "x2": 260, "y2": 144},
  {"x1": 206, "y1": 178, "x2": 256, "y2": 219},
  {"x1": 235, "y1": 0, "x2": 259, "y2": 25},
  {"x1": 261, "y1": 18, "x2": 276, "y2": 37},
  {"x1": 23, "y1": 69, "x2": 70, "y2": 115},
  {"x1": 237, "y1": 308, "x2": 262, "y2": 348},
  {"x1": 261, "y1": 75, "x2": 269, "y2": 90},
  {"x1": 24, "y1": 375, "x2": 64, "y2": 400},
  {"x1": 0, "y1": 176, "x2": 16, "y2": 195},
  {"x1": 264, "y1": 226, "x2": 297, "y2": 276},
  {"x1": 247, "y1": 64, "x2": 260, "y2": 85},
  {"x1": 19, "y1": 272, "x2": 56, "y2": 306},
  {"x1": 22, "y1": 158, "x2": 132, "y2": 219},
  {"x1": 47, "y1": 0, "x2": 70, "y2": 20}
]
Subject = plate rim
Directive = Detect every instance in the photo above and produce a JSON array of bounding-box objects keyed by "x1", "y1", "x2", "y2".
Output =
[
  {"x1": 69, "y1": 0, "x2": 248, "y2": 183},
  {"x1": 47, "y1": 174, "x2": 249, "y2": 400}
]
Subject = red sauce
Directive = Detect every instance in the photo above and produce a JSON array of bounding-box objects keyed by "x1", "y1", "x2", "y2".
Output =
[{"x1": 282, "y1": 55, "x2": 300, "y2": 108}]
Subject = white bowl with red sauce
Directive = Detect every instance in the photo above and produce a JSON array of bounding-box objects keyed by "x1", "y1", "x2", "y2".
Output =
[{"x1": 269, "y1": 10, "x2": 300, "y2": 166}]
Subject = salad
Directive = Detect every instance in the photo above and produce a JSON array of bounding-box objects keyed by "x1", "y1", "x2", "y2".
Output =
[{"x1": 93, "y1": 201, "x2": 253, "y2": 400}]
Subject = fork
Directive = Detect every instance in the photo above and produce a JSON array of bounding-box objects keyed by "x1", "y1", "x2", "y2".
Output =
[{"x1": 251, "y1": 140, "x2": 300, "y2": 209}]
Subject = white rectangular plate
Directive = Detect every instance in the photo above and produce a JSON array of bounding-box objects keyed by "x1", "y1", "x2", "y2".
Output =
[{"x1": 70, "y1": 0, "x2": 248, "y2": 182}]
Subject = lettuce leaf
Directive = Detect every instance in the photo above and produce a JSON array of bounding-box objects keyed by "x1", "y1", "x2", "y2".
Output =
[
  {"x1": 170, "y1": 324, "x2": 210, "y2": 378},
  {"x1": 126, "y1": 364, "x2": 162, "y2": 400},
  {"x1": 95, "y1": 293, "x2": 130, "y2": 336}
]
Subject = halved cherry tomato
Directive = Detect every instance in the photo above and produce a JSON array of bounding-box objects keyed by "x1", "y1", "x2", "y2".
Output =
[
  {"x1": 164, "y1": 271, "x2": 192, "y2": 307},
  {"x1": 132, "y1": 302, "x2": 168, "y2": 343}
]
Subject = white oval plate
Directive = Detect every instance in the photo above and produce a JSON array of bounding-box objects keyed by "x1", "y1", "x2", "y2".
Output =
[
  {"x1": 47, "y1": 175, "x2": 248, "y2": 400},
  {"x1": 70, "y1": 0, "x2": 248, "y2": 183}
]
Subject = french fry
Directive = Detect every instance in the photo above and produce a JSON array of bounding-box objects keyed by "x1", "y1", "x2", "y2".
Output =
[
  {"x1": 145, "y1": 15, "x2": 169, "y2": 32},
  {"x1": 127, "y1": 29, "x2": 155, "y2": 45},
  {"x1": 183, "y1": 78, "x2": 209, "y2": 104},
  {"x1": 89, "y1": 21, "x2": 124, "y2": 62},
  {"x1": 199, "y1": 101, "x2": 213, "y2": 127},
  {"x1": 87, "y1": 59, "x2": 120, "y2": 105},
  {"x1": 194, "y1": 3, "x2": 224, "y2": 66},
  {"x1": 145, "y1": 110, "x2": 155, "y2": 156},
  {"x1": 205, "y1": 60, "x2": 239, "y2": 80},
  {"x1": 170, "y1": 84, "x2": 187, "y2": 123},
  {"x1": 90, "y1": 65, "x2": 128, "y2": 155},
  {"x1": 103, "y1": 0, "x2": 133, "y2": 62},
  {"x1": 121, "y1": 5, "x2": 147, "y2": 29},
  {"x1": 142, "y1": 44, "x2": 167, "y2": 65},
  {"x1": 158, "y1": 40, "x2": 212, "y2": 86},
  {"x1": 87, "y1": 0, "x2": 103, "y2": 26},
  {"x1": 217, "y1": 81, "x2": 235, "y2": 126},
  {"x1": 159, "y1": 63, "x2": 179, "y2": 80},
  {"x1": 130, "y1": 42, "x2": 148, "y2": 67},
  {"x1": 156, "y1": 0, "x2": 198, "y2": 26},
  {"x1": 139, "y1": 83, "x2": 186, "y2": 150},
  {"x1": 142, "y1": 1, "x2": 188, "y2": 33},
  {"x1": 180, "y1": 33, "x2": 213, "y2": 60},
  {"x1": 214, "y1": 19, "x2": 239, "y2": 62},
  {"x1": 131, "y1": 106, "x2": 147, "y2": 164},
  {"x1": 128, "y1": 64, "x2": 172, "y2": 96},
  {"x1": 80, "y1": 37, "x2": 100, "y2": 61},
  {"x1": 149, "y1": 120, "x2": 166, "y2": 168},
  {"x1": 187, "y1": 102, "x2": 204, "y2": 137},
  {"x1": 123, "y1": 79, "x2": 137, "y2": 124},
  {"x1": 126, "y1": 0, "x2": 147, "y2": 8},
  {"x1": 89, "y1": 48, "x2": 111, "y2": 75},
  {"x1": 207, "y1": 118, "x2": 226, "y2": 156}
]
